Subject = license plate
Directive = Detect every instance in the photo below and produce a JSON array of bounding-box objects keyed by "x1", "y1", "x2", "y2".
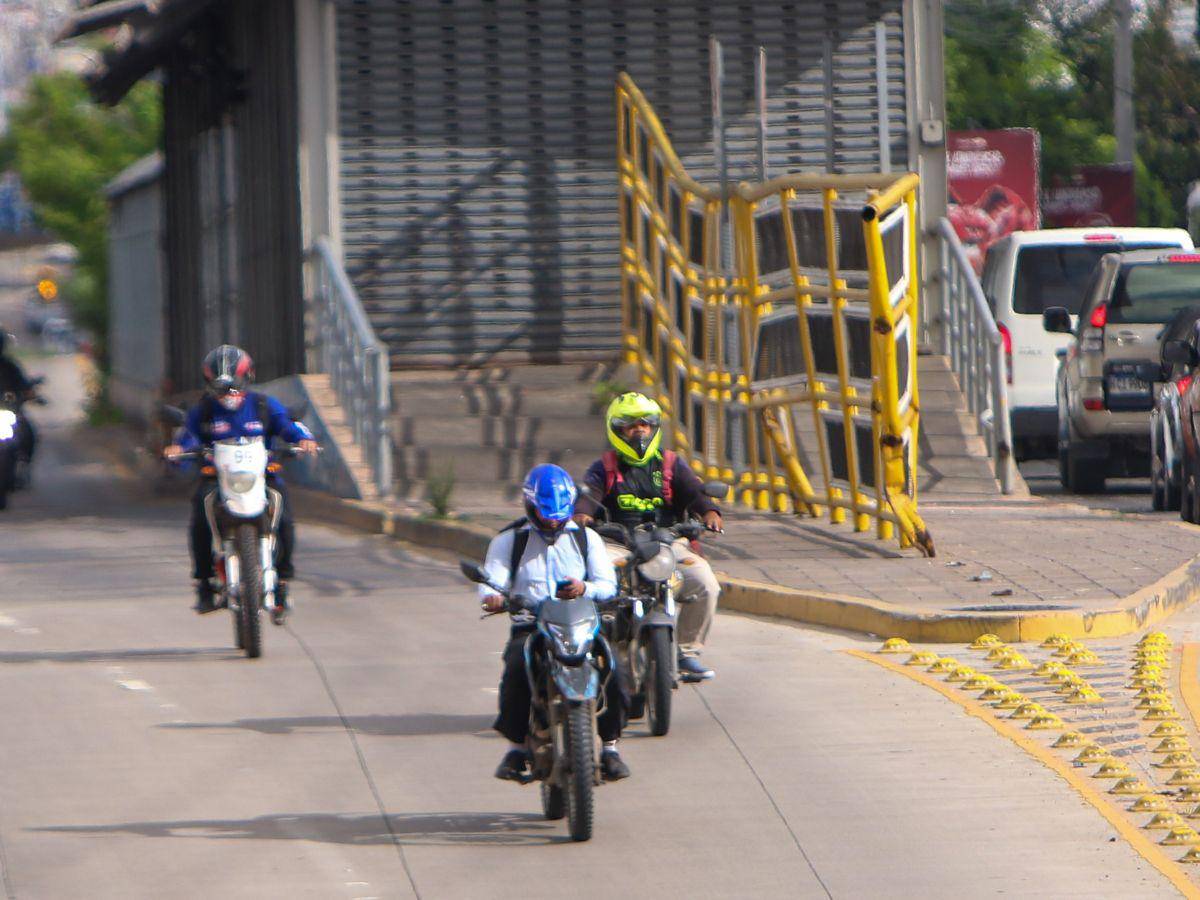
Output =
[{"x1": 1107, "y1": 375, "x2": 1149, "y2": 395}]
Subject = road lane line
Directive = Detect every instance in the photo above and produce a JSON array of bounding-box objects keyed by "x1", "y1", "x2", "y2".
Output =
[
  {"x1": 848, "y1": 649, "x2": 1200, "y2": 899},
  {"x1": 692, "y1": 688, "x2": 833, "y2": 900}
]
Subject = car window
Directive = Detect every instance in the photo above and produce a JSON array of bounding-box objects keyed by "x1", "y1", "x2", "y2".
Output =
[
  {"x1": 1012, "y1": 243, "x2": 1180, "y2": 315},
  {"x1": 1109, "y1": 262, "x2": 1200, "y2": 324}
]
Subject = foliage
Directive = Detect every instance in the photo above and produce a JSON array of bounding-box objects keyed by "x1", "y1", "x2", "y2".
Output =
[
  {"x1": 426, "y1": 462, "x2": 457, "y2": 518},
  {"x1": 0, "y1": 73, "x2": 161, "y2": 363},
  {"x1": 945, "y1": 0, "x2": 1199, "y2": 227}
]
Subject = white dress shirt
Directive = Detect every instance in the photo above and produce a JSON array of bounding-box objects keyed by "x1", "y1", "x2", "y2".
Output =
[{"x1": 478, "y1": 521, "x2": 617, "y2": 607}]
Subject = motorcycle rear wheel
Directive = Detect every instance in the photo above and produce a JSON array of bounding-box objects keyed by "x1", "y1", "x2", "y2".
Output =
[
  {"x1": 646, "y1": 627, "x2": 673, "y2": 737},
  {"x1": 235, "y1": 524, "x2": 263, "y2": 659},
  {"x1": 564, "y1": 702, "x2": 595, "y2": 842}
]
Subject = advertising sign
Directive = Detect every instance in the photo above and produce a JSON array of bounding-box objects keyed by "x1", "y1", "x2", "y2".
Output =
[
  {"x1": 1043, "y1": 164, "x2": 1135, "y2": 228},
  {"x1": 947, "y1": 129, "x2": 1041, "y2": 272}
]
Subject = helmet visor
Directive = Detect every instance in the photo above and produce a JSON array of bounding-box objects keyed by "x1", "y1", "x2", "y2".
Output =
[{"x1": 611, "y1": 414, "x2": 660, "y2": 430}]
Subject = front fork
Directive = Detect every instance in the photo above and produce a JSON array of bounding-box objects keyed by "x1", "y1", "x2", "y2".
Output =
[{"x1": 207, "y1": 488, "x2": 283, "y2": 610}]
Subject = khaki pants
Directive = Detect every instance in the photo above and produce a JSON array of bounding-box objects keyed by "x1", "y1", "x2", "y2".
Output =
[{"x1": 604, "y1": 538, "x2": 719, "y2": 657}]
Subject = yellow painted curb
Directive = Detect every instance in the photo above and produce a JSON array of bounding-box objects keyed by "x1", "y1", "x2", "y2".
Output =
[{"x1": 849, "y1": 649, "x2": 1200, "y2": 899}]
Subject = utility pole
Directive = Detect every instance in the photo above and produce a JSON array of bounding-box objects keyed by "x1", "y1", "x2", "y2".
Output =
[{"x1": 1114, "y1": 0, "x2": 1135, "y2": 164}]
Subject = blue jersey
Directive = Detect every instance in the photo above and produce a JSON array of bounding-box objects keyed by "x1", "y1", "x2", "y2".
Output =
[{"x1": 179, "y1": 392, "x2": 313, "y2": 452}]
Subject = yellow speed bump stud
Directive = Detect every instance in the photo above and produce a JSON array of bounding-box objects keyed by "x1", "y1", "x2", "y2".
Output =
[
  {"x1": 904, "y1": 651, "x2": 939, "y2": 666},
  {"x1": 1093, "y1": 760, "x2": 1132, "y2": 779},
  {"x1": 1131, "y1": 794, "x2": 1173, "y2": 813},
  {"x1": 962, "y1": 675, "x2": 998, "y2": 691},
  {"x1": 1041, "y1": 634, "x2": 1069, "y2": 649},
  {"x1": 1152, "y1": 722, "x2": 1187, "y2": 738},
  {"x1": 1137, "y1": 693, "x2": 1172, "y2": 709},
  {"x1": 985, "y1": 645, "x2": 1015, "y2": 661},
  {"x1": 945, "y1": 666, "x2": 976, "y2": 683},
  {"x1": 1137, "y1": 686, "x2": 1169, "y2": 699},
  {"x1": 1050, "y1": 669, "x2": 1081, "y2": 685},
  {"x1": 979, "y1": 686, "x2": 1010, "y2": 702},
  {"x1": 1010, "y1": 703, "x2": 1046, "y2": 720},
  {"x1": 1146, "y1": 705, "x2": 1181, "y2": 721},
  {"x1": 927, "y1": 657, "x2": 958, "y2": 674},
  {"x1": 1034, "y1": 661, "x2": 1065, "y2": 678},
  {"x1": 879, "y1": 638, "x2": 912, "y2": 654},
  {"x1": 995, "y1": 655, "x2": 1033, "y2": 671},
  {"x1": 1074, "y1": 745, "x2": 1113, "y2": 765},
  {"x1": 993, "y1": 692, "x2": 1028, "y2": 710},
  {"x1": 1066, "y1": 689, "x2": 1104, "y2": 705},
  {"x1": 1027, "y1": 714, "x2": 1064, "y2": 731},
  {"x1": 1131, "y1": 674, "x2": 1165, "y2": 689},
  {"x1": 1180, "y1": 848, "x2": 1200, "y2": 863},
  {"x1": 1179, "y1": 788, "x2": 1200, "y2": 804},
  {"x1": 1140, "y1": 631, "x2": 1171, "y2": 645},
  {"x1": 969, "y1": 634, "x2": 1002, "y2": 650},
  {"x1": 1161, "y1": 826, "x2": 1200, "y2": 846},
  {"x1": 1144, "y1": 812, "x2": 1187, "y2": 829},
  {"x1": 1053, "y1": 732, "x2": 1087, "y2": 749},
  {"x1": 1155, "y1": 737, "x2": 1193, "y2": 754},
  {"x1": 1055, "y1": 678, "x2": 1088, "y2": 695},
  {"x1": 1110, "y1": 777, "x2": 1152, "y2": 795},
  {"x1": 1155, "y1": 753, "x2": 1198, "y2": 769},
  {"x1": 1168, "y1": 769, "x2": 1200, "y2": 786},
  {"x1": 1067, "y1": 651, "x2": 1102, "y2": 667}
]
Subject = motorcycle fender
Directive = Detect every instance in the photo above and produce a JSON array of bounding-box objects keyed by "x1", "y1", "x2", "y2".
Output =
[
  {"x1": 642, "y1": 610, "x2": 676, "y2": 629},
  {"x1": 552, "y1": 660, "x2": 599, "y2": 701}
]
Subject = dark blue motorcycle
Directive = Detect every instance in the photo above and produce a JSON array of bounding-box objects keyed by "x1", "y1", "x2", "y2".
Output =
[{"x1": 461, "y1": 560, "x2": 610, "y2": 842}]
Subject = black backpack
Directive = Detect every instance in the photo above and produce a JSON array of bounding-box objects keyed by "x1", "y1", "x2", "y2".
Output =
[{"x1": 502, "y1": 518, "x2": 590, "y2": 582}]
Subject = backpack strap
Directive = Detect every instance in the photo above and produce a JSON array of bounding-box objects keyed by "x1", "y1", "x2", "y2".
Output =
[
  {"x1": 508, "y1": 525, "x2": 531, "y2": 583},
  {"x1": 601, "y1": 450, "x2": 621, "y2": 494},
  {"x1": 661, "y1": 449, "x2": 676, "y2": 504},
  {"x1": 571, "y1": 526, "x2": 589, "y2": 570}
]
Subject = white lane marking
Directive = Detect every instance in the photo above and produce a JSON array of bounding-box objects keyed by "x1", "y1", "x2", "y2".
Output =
[
  {"x1": 15, "y1": 627, "x2": 39, "y2": 635},
  {"x1": 0, "y1": 614, "x2": 18, "y2": 627},
  {"x1": 481, "y1": 687, "x2": 498, "y2": 694},
  {"x1": 117, "y1": 680, "x2": 152, "y2": 692},
  {"x1": 346, "y1": 883, "x2": 369, "y2": 887}
]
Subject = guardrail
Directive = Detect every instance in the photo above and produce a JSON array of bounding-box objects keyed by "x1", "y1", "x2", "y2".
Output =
[
  {"x1": 935, "y1": 219, "x2": 1015, "y2": 494},
  {"x1": 309, "y1": 236, "x2": 393, "y2": 499},
  {"x1": 616, "y1": 72, "x2": 932, "y2": 554}
]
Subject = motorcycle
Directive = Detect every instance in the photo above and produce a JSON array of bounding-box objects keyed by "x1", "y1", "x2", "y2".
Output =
[
  {"x1": 460, "y1": 560, "x2": 613, "y2": 843},
  {"x1": 0, "y1": 378, "x2": 45, "y2": 510},
  {"x1": 174, "y1": 435, "x2": 299, "y2": 658}
]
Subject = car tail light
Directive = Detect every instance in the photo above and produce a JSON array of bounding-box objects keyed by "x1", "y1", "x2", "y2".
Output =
[
  {"x1": 1083, "y1": 398, "x2": 1105, "y2": 410},
  {"x1": 1089, "y1": 304, "x2": 1108, "y2": 329},
  {"x1": 1179, "y1": 375, "x2": 1195, "y2": 396},
  {"x1": 997, "y1": 322, "x2": 1013, "y2": 384},
  {"x1": 1084, "y1": 233, "x2": 1118, "y2": 242},
  {"x1": 1166, "y1": 254, "x2": 1200, "y2": 263}
]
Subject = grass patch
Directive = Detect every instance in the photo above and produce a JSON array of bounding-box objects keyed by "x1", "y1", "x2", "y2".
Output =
[{"x1": 426, "y1": 462, "x2": 456, "y2": 518}]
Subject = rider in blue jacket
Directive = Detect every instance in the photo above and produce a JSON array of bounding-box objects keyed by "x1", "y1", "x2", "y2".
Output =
[{"x1": 164, "y1": 345, "x2": 317, "y2": 616}]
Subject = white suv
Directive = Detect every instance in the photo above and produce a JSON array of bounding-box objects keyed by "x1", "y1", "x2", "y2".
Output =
[{"x1": 981, "y1": 228, "x2": 1193, "y2": 458}]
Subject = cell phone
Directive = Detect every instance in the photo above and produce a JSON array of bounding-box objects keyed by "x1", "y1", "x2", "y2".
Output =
[{"x1": 555, "y1": 579, "x2": 572, "y2": 592}]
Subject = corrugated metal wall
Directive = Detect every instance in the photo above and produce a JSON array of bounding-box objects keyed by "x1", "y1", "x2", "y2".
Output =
[
  {"x1": 334, "y1": 0, "x2": 908, "y2": 366},
  {"x1": 162, "y1": 0, "x2": 303, "y2": 393}
]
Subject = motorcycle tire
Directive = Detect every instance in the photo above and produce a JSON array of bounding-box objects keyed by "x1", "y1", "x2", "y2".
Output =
[
  {"x1": 235, "y1": 523, "x2": 263, "y2": 659},
  {"x1": 646, "y1": 627, "x2": 673, "y2": 737},
  {"x1": 540, "y1": 781, "x2": 565, "y2": 821},
  {"x1": 564, "y1": 702, "x2": 595, "y2": 842}
]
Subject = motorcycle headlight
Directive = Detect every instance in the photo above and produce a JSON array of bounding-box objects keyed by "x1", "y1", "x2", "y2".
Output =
[
  {"x1": 547, "y1": 621, "x2": 595, "y2": 657},
  {"x1": 0, "y1": 410, "x2": 14, "y2": 441},
  {"x1": 226, "y1": 472, "x2": 257, "y2": 494},
  {"x1": 637, "y1": 546, "x2": 676, "y2": 583}
]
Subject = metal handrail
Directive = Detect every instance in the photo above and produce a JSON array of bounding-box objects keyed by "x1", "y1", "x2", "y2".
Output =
[
  {"x1": 935, "y1": 218, "x2": 1015, "y2": 494},
  {"x1": 309, "y1": 236, "x2": 393, "y2": 499}
]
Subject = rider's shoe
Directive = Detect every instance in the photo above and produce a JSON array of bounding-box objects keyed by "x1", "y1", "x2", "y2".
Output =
[
  {"x1": 678, "y1": 655, "x2": 715, "y2": 682},
  {"x1": 600, "y1": 749, "x2": 631, "y2": 781},
  {"x1": 193, "y1": 579, "x2": 220, "y2": 614},
  {"x1": 494, "y1": 749, "x2": 531, "y2": 782},
  {"x1": 271, "y1": 581, "x2": 290, "y2": 626}
]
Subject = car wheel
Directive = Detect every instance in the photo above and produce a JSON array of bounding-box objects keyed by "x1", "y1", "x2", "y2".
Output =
[
  {"x1": 1152, "y1": 416, "x2": 1167, "y2": 511},
  {"x1": 1057, "y1": 414, "x2": 1071, "y2": 489}
]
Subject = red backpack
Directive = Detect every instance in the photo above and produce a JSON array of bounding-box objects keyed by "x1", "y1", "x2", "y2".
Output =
[{"x1": 601, "y1": 449, "x2": 676, "y2": 504}]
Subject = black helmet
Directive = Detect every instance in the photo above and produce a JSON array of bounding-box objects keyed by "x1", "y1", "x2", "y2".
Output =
[{"x1": 201, "y1": 344, "x2": 254, "y2": 397}]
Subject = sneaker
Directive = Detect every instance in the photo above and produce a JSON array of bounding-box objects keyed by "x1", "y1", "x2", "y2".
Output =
[
  {"x1": 494, "y1": 749, "x2": 531, "y2": 783},
  {"x1": 271, "y1": 582, "x2": 290, "y2": 626},
  {"x1": 678, "y1": 655, "x2": 714, "y2": 682},
  {"x1": 600, "y1": 749, "x2": 631, "y2": 781},
  {"x1": 193, "y1": 580, "x2": 220, "y2": 614}
]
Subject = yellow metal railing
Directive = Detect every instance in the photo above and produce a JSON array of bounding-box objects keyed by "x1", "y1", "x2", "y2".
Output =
[{"x1": 615, "y1": 73, "x2": 932, "y2": 555}]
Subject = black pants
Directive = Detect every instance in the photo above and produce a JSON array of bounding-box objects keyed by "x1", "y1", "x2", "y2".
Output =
[
  {"x1": 190, "y1": 478, "x2": 295, "y2": 581},
  {"x1": 16, "y1": 415, "x2": 34, "y2": 462},
  {"x1": 494, "y1": 626, "x2": 627, "y2": 744}
]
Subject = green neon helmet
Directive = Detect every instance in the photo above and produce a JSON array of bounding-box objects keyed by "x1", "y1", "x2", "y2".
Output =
[{"x1": 605, "y1": 392, "x2": 663, "y2": 466}]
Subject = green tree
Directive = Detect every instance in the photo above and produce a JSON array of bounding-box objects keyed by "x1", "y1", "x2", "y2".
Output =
[{"x1": 0, "y1": 72, "x2": 160, "y2": 360}]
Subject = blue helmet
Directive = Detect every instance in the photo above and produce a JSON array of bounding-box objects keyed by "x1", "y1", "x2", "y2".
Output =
[{"x1": 523, "y1": 464, "x2": 577, "y2": 538}]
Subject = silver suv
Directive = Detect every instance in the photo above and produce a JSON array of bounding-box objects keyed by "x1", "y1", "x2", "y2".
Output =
[{"x1": 1044, "y1": 249, "x2": 1200, "y2": 493}]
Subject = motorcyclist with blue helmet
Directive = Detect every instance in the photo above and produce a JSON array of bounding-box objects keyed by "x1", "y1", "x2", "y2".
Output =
[{"x1": 479, "y1": 463, "x2": 631, "y2": 782}]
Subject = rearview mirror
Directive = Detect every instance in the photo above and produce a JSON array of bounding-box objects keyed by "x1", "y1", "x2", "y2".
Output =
[
  {"x1": 160, "y1": 404, "x2": 186, "y2": 426},
  {"x1": 1163, "y1": 340, "x2": 1199, "y2": 368},
  {"x1": 1043, "y1": 307, "x2": 1072, "y2": 334},
  {"x1": 702, "y1": 480, "x2": 729, "y2": 500},
  {"x1": 459, "y1": 560, "x2": 488, "y2": 584}
]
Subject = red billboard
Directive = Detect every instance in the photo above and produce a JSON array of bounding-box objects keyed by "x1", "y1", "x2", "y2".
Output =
[
  {"x1": 947, "y1": 129, "x2": 1041, "y2": 272},
  {"x1": 1043, "y1": 164, "x2": 1135, "y2": 228}
]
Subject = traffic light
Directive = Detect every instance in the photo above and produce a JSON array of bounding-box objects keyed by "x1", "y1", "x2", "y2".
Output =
[{"x1": 36, "y1": 279, "x2": 57, "y2": 302}]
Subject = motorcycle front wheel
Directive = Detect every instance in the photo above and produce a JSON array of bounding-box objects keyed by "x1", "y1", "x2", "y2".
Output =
[
  {"x1": 564, "y1": 702, "x2": 595, "y2": 842},
  {"x1": 234, "y1": 523, "x2": 263, "y2": 658},
  {"x1": 645, "y1": 627, "x2": 673, "y2": 737}
]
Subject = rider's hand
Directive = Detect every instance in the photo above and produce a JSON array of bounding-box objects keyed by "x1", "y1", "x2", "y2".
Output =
[
  {"x1": 163, "y1": 444, "x2": 184, "y2": 461},
  {"x1": 572, "y1": 513, "x2": 594, "y2": 528},
  {"x1": 481, "y1": 594, "x2": 506, "y2": 613},
  {"x1": 556, "y1": 578, "x2": 586, "y2": 600},
  {"x1": 297, "y1": 439, "x2": 320, "y2": 456},
  {"x1": 702, "y1": 510, "x2": 724, "y2": 533}
]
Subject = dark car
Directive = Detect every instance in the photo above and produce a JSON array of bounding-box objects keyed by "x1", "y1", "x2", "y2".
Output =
[{"x1": 1150, "y1": 307, "x2": 1200, "y2": 510}]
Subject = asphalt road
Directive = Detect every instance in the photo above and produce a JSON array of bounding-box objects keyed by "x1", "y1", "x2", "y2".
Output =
[
  {"x1": 0, "y1": 356, "x2": 1184, "y2": 898},
  {"x1": 1020, "y1": 457, "x2": 1170, "y2": 516}
]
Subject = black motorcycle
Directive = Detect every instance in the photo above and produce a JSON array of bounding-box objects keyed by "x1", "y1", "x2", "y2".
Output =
[
  {"x1": 461, "y1": 560, "x2": 613, "y2": 842},
  {"x1": 0, "y1": 377, "x2": 44, "y2": 509}
]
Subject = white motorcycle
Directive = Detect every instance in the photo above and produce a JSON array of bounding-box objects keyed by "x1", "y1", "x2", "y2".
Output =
[{"x1": 176, "y1": 435, "x2": 298, "y2": 658}]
